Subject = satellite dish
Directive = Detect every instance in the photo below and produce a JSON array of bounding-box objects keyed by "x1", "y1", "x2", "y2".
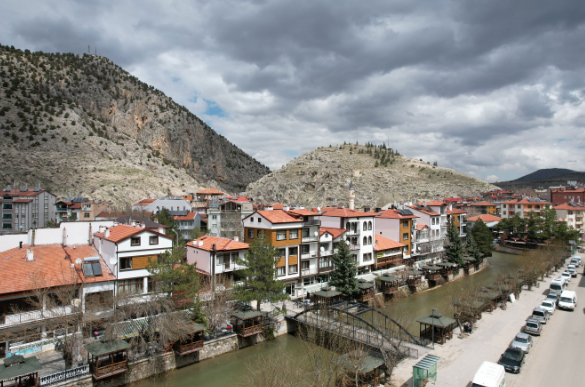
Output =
[
  {"x1": 109, "y1": 258, "x2": 117, "y2": 265},
  {"x1": 320, "y1": 246, "x2": 324, "y2": 252},
  {"x1": 75, "y1": 259, "x2": 82, "y2": 265},
  {"x1": 314, "y1": 231, "x2": 318, "y2": 237}
]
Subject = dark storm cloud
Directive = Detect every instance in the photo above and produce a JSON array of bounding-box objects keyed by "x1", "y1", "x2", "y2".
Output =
[{"x1": 1, "y1": 0, "x2": 584, "y2": 180}]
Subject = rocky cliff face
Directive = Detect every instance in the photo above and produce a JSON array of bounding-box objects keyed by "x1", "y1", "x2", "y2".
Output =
[
  {"x1": 0, "y1": 45, "x2": 269, "y2": 207},
  {"x1": 245, "y1": 144, "x2": 497, "y2": 208}
]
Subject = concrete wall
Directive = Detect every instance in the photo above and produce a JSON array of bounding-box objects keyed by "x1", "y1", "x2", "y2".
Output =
[{"x1": 0, "y1": 232, "x2": 28, "y2": 252}]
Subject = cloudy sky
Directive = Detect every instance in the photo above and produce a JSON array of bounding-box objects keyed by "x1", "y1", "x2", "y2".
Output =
[{"x1": 2, "y1": 0, "x2": 585, "y2": 182}]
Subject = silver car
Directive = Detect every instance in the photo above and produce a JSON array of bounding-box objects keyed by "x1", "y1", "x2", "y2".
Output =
[
  {"x1": 523, "y1": 319, "x2": 542, "y2": 336},
  {"x1": 510, "y1": 332, "x2": 533, "y2": 353},
  {"x1": 530, "y1": 307, "x2": 549, "y2": 324},
  {"x1": 568, "y1": 268, "x2": 577, "y2": 278},
  {"x1": 545, "y1": 293, "x2": 559, "y2": 306}
]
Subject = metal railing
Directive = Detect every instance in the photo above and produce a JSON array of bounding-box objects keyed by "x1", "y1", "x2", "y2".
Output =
[
  {"x1": 302, "y1": 236, "x2": 319, "y2": 242},
  {"x1": 303, "y1": 219, "x2": 321, "y2": 226},
  {"x1": 302, "y1": 268, "x2": 318, "y2": 276},
  {"x1": 39, "y1": 364, "x2": 90, "y2": 386}
]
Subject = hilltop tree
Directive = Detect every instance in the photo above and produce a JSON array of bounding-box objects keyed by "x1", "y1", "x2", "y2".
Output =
[
  {"x1": 329, "y1": 240, "x2": 359, "y2": 298},
  {"x1": 445, "y1": 219, "x2": 464, "y2": 265},
  {"x1": 470, "y1": 219, "x2": 493, "y2": 255},
  {"x1": 234, "y1": 233, "x2": 288, "y2": 310}
]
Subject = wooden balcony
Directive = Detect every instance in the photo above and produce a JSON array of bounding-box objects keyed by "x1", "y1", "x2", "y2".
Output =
[
  {"x1": 407, "y1": 278, "x2": 422, "y2": 287},
  {"x1": 91, "y1": 359, "x2": 128, "y2": 380},
  {"x1": 381, "y1": 284, "x2": 399, "y2": 294},
  {"x1": 318, "y1": 265, "x2": 334, "y2": 273},
  {"x1": 238, "y1": 323, "x2": 263, "y2": 337},
  {"x1": 175, "y1": 339, "x2": 204, "y2": 355}
]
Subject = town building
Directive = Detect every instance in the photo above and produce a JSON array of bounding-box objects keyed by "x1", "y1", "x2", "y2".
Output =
[
  {"x1": 374, "y1": 208, "x2": 418, "y2": 259},
  {"x1": 1, "y1": 184, "x2": 56, "y2": 232},
  {"x1": 467, "y1": 201, "x2": 497, "y2": 217},
  {"x1": 447, "y1": 207, "x2": 467, "y2": 238},
  {"x1": 373, "y1": 235, "x2": 405, "y2": 270},
  {"x1": 499, "y1": 198, "x2": 552, "y2": 219},
  {"x1": 208, "y1": 197, "x2": 254, "y2": 240},
  {"x1": 131, "y1": 197, "x2": 192, "y2": 214},
  {"x1": 186, "y1": 235, "x2": 249, "y2": 282},
  {"x1": 550, "y1": 187, "x2": 585, "y2": 205},
  {"x1": 55, "y1": 197, "x2": 110, "y2": 222},
  {"x1": 195, "y1": 188, "x2": 225, "y2": 202},
  {"x1": 173, "y1": 212, "x2": 202, "y2": 240},
  {"x1": 553, "y1": 202, "x2": 585, "y2": 240},
  {"x1": 406, "y1": 203, "x2": 444, "y2": 262},
  {"x1": 317, "y1": 227, "x2": 346, "y2": 280},
  {"x1": 466, "y1": 214, "x2": 501, "y2": 230}
]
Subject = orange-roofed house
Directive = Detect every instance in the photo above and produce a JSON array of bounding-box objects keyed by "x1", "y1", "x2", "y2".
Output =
[
  {"x1": 186, "y1": 236, "x2": 249, "y2": 282},
  {"x1": 173, "y1": 212, "x2": 202, "y2": 240},
  {"x1": 93, "y1": 224, "x2": 173, "y2": 296},
  {"x1": 374, "y1": 208, "x2": 418, "y2": 260},
  {"x1": 467, "y1": 201, "x2": 497, "y2": 216},
  {"x1": 553, "y1": 202, "x2": 585, "y2": 239},
  {"x1": 447, "y1": 206, "x2": 467, "y2": 238},
  {"x1": 499, "y1": 198, "x2": 552, "y2": 219},
  {"x1": 196, "y1": 188, "x2": 225, "y2": 201},
  {"x1": 373, "y1": 235, "x2": 405, "y2": 269},
  {"x1": 318, "y1": 227, "x2": 347, "y2": 277},
  {"x1": 242, "y1": 210, "x2": 308, "y2": 296}
]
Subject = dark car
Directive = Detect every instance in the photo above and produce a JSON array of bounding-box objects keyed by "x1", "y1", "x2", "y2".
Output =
[{"x1": 498, "y1": 347, "x2": 525, "y2": 373}]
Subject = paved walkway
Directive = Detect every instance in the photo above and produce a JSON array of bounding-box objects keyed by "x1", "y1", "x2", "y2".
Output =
[{"x1": 390, "y1": 259, "x2": 565, "y2": 387}]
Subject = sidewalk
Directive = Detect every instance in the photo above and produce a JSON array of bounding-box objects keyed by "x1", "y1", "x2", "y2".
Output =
[{"x1": 390, "y1": 266, "x2": 561, "y2": 387}]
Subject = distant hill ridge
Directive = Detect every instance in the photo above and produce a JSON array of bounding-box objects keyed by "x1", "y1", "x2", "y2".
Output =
[
  {"x1": 495, "y1": 168, "x2": 585, "y2": 190},
  {"x1": 0, "y1": 44, "x2": 269, "y2": 207}
]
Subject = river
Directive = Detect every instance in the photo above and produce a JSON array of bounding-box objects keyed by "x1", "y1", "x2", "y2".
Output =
[{"x1": 162, "y1": 252, "x2": 519, "y2": 387}]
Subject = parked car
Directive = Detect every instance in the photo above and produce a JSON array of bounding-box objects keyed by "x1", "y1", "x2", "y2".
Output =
[
  {"x1": 568, "y1": 268, "x2": 577, "y2": 278},
  {"x1": 522, "y1": 319, "x2": 542, "y2": 336},
  {"x1": 540, "y1": 300, "x2": 556, "y2": 315},
  {"x1": 561, "y1": 271, "x2": 572, "y2": 283},
  {"x1": 550, "y1": 279, "x2": 566, "y2": 296},
  {"x1": 568, "y1": 264, "x2": 576, "y2": 270},
  {"x1": 472, "y1": 361, "x2": 506, "y2": 387},
  {"x1": 510, "y1": 332, "x2": 533, "y2": 353},
  {"x1": 570, "y1": 257, "x2": 580, "y2": 267},
  {"x1": 545, "y1": 293, "x2": 560, "y2": 306},
  {"x1": 498, "y1": 347, "x2": 525, "y2": 373},
  {"x1": 558, "y1": 290, "x2": 577, "y2": 311},
  {"x1": 530, "y1": 307, "x2": 549, "y2": 324}
]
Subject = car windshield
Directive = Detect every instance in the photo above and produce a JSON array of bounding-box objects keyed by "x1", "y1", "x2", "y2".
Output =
[
  {"x1": 562, "y1": 273, "x2": 570, "y2": 276},
  {"x1": 551, "y1": 284, "x2": 562, "y2": 290},
  {"x1": 542, "y1": 302, "x2": 552, "y2": 308},
  {"x1": 533, "y1": 311, "x2": 544, "y2": 317},
  {"x1": 561, "y1": 297, "x2": 573, "y2": 303},
  {"x1": 503, "y1": 350, "x2": 523, "y2": 361},
  {"x1": 527, "y1": 323, "x2": 538, "y2": 328},
  {"x1": 515, "y1": 337, "x2": 528, "y2": 343}
]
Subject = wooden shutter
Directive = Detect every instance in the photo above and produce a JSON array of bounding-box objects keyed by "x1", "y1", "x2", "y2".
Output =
[
  {"x1": 132, "y1": 255, "x2": 156, "y2": 269},
  {"x1": 276, "y1": 256, "x2": 286, "y2": 268},
  {"x1": 288, "y1": 255, "x2": 298, "y2": 265}
]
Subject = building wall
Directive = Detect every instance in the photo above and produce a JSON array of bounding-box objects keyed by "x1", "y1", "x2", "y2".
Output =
[{"x1": 186, "y1": 246, "x2": 211, "y2": 272}]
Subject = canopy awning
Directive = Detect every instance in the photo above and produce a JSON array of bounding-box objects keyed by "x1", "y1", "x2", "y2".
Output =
[
  {"x1": 86, "y1": 339, "x2": 131, "y2": 357},
  {"x1": 334, "y1": 351, "x2": 385, "y2": 373},
  {"x1": 231, "y1": 310, "x2": 266, "y2": 320},
  {"x1": 416, "y1": 311, "x2": 457, "y2": 328},
  {"x1": 0, "y1": 356, "x2": 42, "y2": 381}
]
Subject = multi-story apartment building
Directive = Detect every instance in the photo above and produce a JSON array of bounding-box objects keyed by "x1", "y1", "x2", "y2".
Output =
[
  {"x1": 208, "y1": 197, "x2": 254, "y2": 240},
  {"x1": 467, "y1": 201, "x2": 497, "y2": 216},
  {"x1": 186, "y1": 235, "x2": 248, "y2": 282},
  {"x1": 499, "y1": 198, "x2": 552, "y2": 219},
  {"x1": 553, "y1": 202, "x2": 585, "y2": 240},
  {"x1": 407, "y1": 203, "x2": 443, "y2": 262},
  {"x1": 550, "y1": 187, "x2": 585, "y2": 205},
  {"x1": 56, "y1": 198, "x2": 110, "y2": 222},
  {"x1": 425, "y1": 200, "x2": 449, "y2": 238},
  {"x1": 447, "y1": 207, "x2": 467, "y2": 237},
  {"x1": 319, "y1": 208, "x2": 377, "y2": 274},
  {"x1": 195, "y1": 188, "x2": 225, "y2": 202},
  {"x1": 243, "y1": 210, "x2": 304, "y2": 297},
  {"x1": 173, "y1": 212, "x2": 202, "y2": 240},
  {"x1": 131, "y1": 197, "x2": 192, "y2": 214},
  {"x1": 1, "y1": 184, "x2": 56, "y2": 232},
  {"x1": 374, "y1": 208, "x2": 418, "y2": 259},
  {"x1": 373, "y1": 235, "x2": 405, "y2": 269},
  {"x1": 317, "y1": 227, "x2": 346, "y2": 281}
]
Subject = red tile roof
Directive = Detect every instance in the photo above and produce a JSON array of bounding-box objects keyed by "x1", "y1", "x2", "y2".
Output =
[
  {"x1": 467, "y1": 214, "x2": 501, "y2": 222},
  {"x1": 63, "y1": 245, "x2": 115, "y2": 283},
  {"x1": 469, "y1": 201, "x2": 495, "y2": 206},
  {"x1": 12, "y1": 199, "x2": 33, "y2": 203},
  {"x1": 374, "y1": 235, "x2": 405, "y2": 251},
  {"x1": 256, "y1": 210, "x2": 303, "y2": 224},
  {"x1": 174, "y1": 212, "x2": 197, "y2": 221},
  {"x1": 501, "y1": 198, "x2": 550, "y2": 205},
  {"x1": 272, "y1": 204, "x2": 284, "y2": 210},
  {"x1": 406, "y1": 204, "x2": 440, "y2": 216},
  {"x1": 133, "y1": 199, "x2": 157, "y2": 206},
  {"x1": 321, "y1": 208, "x2": 378, "y2": 218},
  {"x1": 196, "y1": 188, "x2": 224, "y2": 195},
  {"x1": 375, "y1": 209, "x2": 419, "y2": 219},
  {"x1": 553, "y1": 203, "x2": 585, "y2": 210},
  {"x1": 11, "y1": 190, "x2": 45, "y2": 197},
  {"x1": 416, "y1": 224, "x2": 429, "y2": 231},
  {"x1": 94, "y1": 224, "x2": 172, "y2": 243},
  {"x1": 288, "y1": 209, "x2": 317, "y2": 217},
  {"x1": 187, "y1": 236, "x2": 249, "y2": 252},
  {"x1": 426, "y1": 200, "x2": 447, "y2": 206},
  {"x1": 319, "y1": 227, "x2": 347, "y2": 239},
  {"x1": 447, "y1": 208, "x2": 466, "y2": 215},
  {"x1": 551, "y1": 188, "x2": 585, "y2": 193}
]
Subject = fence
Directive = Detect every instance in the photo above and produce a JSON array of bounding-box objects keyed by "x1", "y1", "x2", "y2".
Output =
[{"x1": 39, "y1": 364, "x2": 90, "y2": 386}]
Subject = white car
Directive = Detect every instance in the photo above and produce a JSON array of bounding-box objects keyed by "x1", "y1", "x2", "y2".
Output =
[
  {"x1": 553, "y1": 277, "x2": 568, "y2": 287},
  {"x1": 540, "y1": 300, "x2": 556, "y2": 315},
  {"x1": 561, "y1": 272, "x2": 572, "y2": 283},
  {"x1": 568, "y1": 264, "x2": 576, "y2": 271},
  {"x1": 568, "y1": 268, "x2": 578, "y2": 278}
]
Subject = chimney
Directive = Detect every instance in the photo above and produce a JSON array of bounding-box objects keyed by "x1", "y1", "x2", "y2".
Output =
[
  {"x1": 141, "y1": 222, "x2": 146, "y2": 229},
  {"x1": 113, "y1": 220, "x2": 119, "y2": 227},
  {"x1": 19, "y1": 241, "x2": 23, "y2": 249},
  {"x1": 233, "y1": 235, "x2": 239, "y2": 242},
  {"x1": 363, "y1": 207, "x2": 370, "y2": 212},
  {"x1": 105, "y1": 229, "x2": 110, "y2": 238},
  {"x1": 26, "y1": 249, "x2": 34, "y2": 261},
  {"x1": 88, "y1": 223, "x2": 92, "y2": 245},
  {"x1": 198, "y1": 241, "x2": 203, "y2": 247},
  {"x1": 63, "y1": 227, "x2": 67, "y2": 247}
]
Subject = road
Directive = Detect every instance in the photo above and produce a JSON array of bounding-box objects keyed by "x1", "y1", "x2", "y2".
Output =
[{"x1": 508, "y1": 251, "x2": 585, "y2": 386}]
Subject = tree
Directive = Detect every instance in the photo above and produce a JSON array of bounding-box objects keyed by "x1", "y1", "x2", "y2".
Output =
[
  {"x1": 510, "y1": 213, "x2": 527, "y2": 235},
  {"x1": 329, "y1": 240, "x2": 359, "y2": 298},
  {"x1": 190, "y1": 226, "x2": 206, "y2": 240},
  {"x1": 525, "y1": 211, "x2": 542, "y2": 240},
  {"x1": 465, "y1": 232, "x2": 481, "y2": 264},
  {"x1": 45, "y1": 219, "x2": 59, "y2": 228},
  {"x1": 470, "y1": 219, "x2": 493, "y2": 255},
  {"x1": 234, "y1": 233, "x2": 288, "y2": 310},
  {"x1": 68, "y1": 212, "x2": 77, "y2": 221},
  {"x1": 155, "y1": 208, "x2": 184, "y2": 245},
  {"x1": 445, "y1": 219, "x2": 464, "y2": 265},
  {"x1": 541, "y1": 208, "x2": 557, "y2": 239},
  {"x1": 553, "y1": 222, "x2": 581, "y2": 243}
]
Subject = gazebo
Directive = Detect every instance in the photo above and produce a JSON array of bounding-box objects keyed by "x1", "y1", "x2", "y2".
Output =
[
  {"x1": 405, "y1": 270, "x2": 423, "y2": 287},
  {"x1": 356, "y1": 280, "x2": 375, "y2": 303},
  {"x1": 435, "y1": 262, "x2": 457, "y2": 276},
  {"x1": 417, "y1": 311, "x2": 457, "y2": 345},
  {"x1": 0, "y1": 355, "x2": 42, "y2": 387},
  {"x1": 231, "y1": 310, "x2": 266, "y2": 337},
  {"x1": 334, "y1": 350, "x2": 385, "y2": 387},
  {"x1": 173, "y1": 322, "x2": 206, "y2": 355},
  {"x1": 310, "y1": 288, "x2": 344, "y2": 306},
  {"x1": 421, "y1": 265, "x2": 442, "y2": 282},
  {"x1": 378, "y1": 274, "x2": 402, "y2": 295},
  {"x1": 86, "y1": 339, "x2": 130, "y2": 380},
  {"x1": 462, "y1": 256, "x2": 475, "y2": 271}
]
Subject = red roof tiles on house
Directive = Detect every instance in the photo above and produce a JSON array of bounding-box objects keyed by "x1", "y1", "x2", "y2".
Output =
[
  {"x1": 320, "y1": 208, "x2": 378, "y2": 218},
  {"x1": 133, "y1": 199, "x2": 157, "y2": 206},
  {"x1": 319, "y1": 227, "x2": 347, "y2": 239},
  {"x1": 553, "y1": 203, "x2": 585, "y2": 210},
  {"x1": 375, "y1": 209, "x2": 419, "y2": 219},
  {"x1": 288, "y1": 209, "x2": 317, "y2": 217},
  {"x1": 256, "y1": 210, "x2": 303, "y2": 224},
  {"x1": 187, "y1": 236, "x2": 249, "y2": 252},
  {"x1": 501, "y1": 198, "x2": 550, "y2": 205},
  {"x1": 173, "y1": 212, "x2": 197, "y2": 221},
  {"x1": 467, "y1": 214, "x2": 501, "y2": 222},
  {"x1": 94, "y1": 224, "x2": 172, "y2": 243},
  {"x1": 63, "y1": 245, "x2": 115, "y2": 284},
  {"x1": 272, "y1": 204, "x2": 284, "y2": 210},
  {"x1": 196, "y1": 188, "x2": 224, "y2": 195},
  {"x1": 374, "y1": 235, "x2": 405, "y2": 251},
  {"x1": 406, "y1": 204, "x2": 440, "y2": 216},
  {"x1": 469, "y1": 201, "x2": 495, "y2": 206},
  {"x1": 447, "y1": 208, "x2": 466, "y2": 215}
]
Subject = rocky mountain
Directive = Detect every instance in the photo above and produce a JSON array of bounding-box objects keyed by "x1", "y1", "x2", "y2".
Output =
[
  {"x1": 245, "y1": 144, "x2": 497, "y2": 208},
  {"x1": 0, "y1": 44, "x2": 269, "y2": 207},
  {"x1": 495, "y1": 168, "x2": 585, "y2": 190}
]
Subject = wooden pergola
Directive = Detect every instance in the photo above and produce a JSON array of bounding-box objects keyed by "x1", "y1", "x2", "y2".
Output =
[
  {"x1": 231, "y1": 310, "x2": 266, "y2": 337},
  {"x1": 405, "y1": 270, "x2": 423, "y2": 287},
  {"x1": 173, "y1": 322, "x2": 206, "y2": 355},
  {"x1": 417, "y1": 311, "x2": 457, "y2": 345},
  {"x1": 86, "y1": 339, "x2": 130, "y2": 380},
  {"x1": 356, "y1": 280, "x2": 375, "y2": 303},
  {"x1": 378, "y1": 274, "x2": 402, "y2": 295},
  {"x1": 422, "y1": 265, "x2": 442, "y2": 282},
  {"x1": 334, "y1": 350, "x2": 385, "y2": 387},
  {"x1": 310, "y1": 289, "x2": 345, "y2": 306},
  {"x1": 0, "y1": 355, "x2": 42, "y2": 387},
  {"x1": 462, "y1": 256, "x2": 475, "y2": 271}
]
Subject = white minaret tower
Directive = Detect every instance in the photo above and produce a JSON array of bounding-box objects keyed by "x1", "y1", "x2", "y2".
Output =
[{"x1": 349, "y1": 181, "x2": 355, "y2": 210}]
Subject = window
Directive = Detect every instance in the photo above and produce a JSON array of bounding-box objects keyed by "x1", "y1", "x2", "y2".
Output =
[
  {"x1": 149, "y1": 236, "x2": 159, "y2": 245},
  {"x1": 120, "y1": 257, "x2": 133, "y2": 270},
  {"x1": 363, "y1": 236, "x2": 367, "y2": 245},
  {"x1": 258, "y1": 218, "x2": 262, "y2": 223},
  {"x1": 289, "y1": 247, "x2": 298, "y2": 256},
  {"x1": 368, "y1": 236, "x2": 372, "y2": 245},
  {"x1": 289, "y1": 229, "x2": 298, "y2": 239},
  {"x1": 277, "y1": 267, "x2": 286, "y2": 276},
  {"x1": 319, "y1": 257, "x2": 333, "y2": 268},
  {"x1": 368, "y1": 221, "x2": 372, "y2": 230},
  {"x1": 276, "y1": 230, "x2": 286, "y2": 241},
  {"x1": 279, "y1": 248, "x2": 286, "y2": 257},
  {"x1": 363, "y1": 222, "x2": 367, "y2": 231},
  {"x1": 257, "y1": 229, "x2": 264, "y2": 238},
  {"x1": 2, "y1": 214, "x2": 12, "y2": 219},
  {"x1": 248, "y1": 229, "x2": 254, "y2": 239},
  {"x1": 403, "y1": 220, "x2": 408, "y2": 228},
  {"x1": 301, "y1": 245, "x2": 310, "y2": 254},
  {"x1": 250, "y1": 217, "x2": 254, "y2": 222},
  {"x1": 289, "y1": 265, "x2": 298, "y2": 274},
  {"x1": 130, "y1": 237, "x2": 141, "y2": 246},
  {"x1": 2, "y1": 203, "x2": 12, "y2": 210},
  {"x1": 301, "y1": 261, "x2": 310, "y2": 270},
  {"x1": 118, "y1": 278, "x2": 143, "y2": 294},
  {"x1": 2, "y1": 223, "x2": 12, "y2": 229},
  {"x1": 212, "y1": 215, "x2": 217, "y2": 220},
  {"x1": 147, "y1": 278, "x2": 158, "y2": 293},
  {"x1": 403, "y1": 233, "x2": 408, "y2": 241},
  {"x1": 85, "y1": 291, "x2": 113, "y2": 312},
  {"x1": 363, "y1": 253, "x2": 372, "y2": 261}
]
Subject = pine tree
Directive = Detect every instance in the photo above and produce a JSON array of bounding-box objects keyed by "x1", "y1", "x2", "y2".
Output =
[
  {"x1": 445, "y1": 219, "x2": 464, "y2": 265},
  {"x1": 329, "y1": 240, "x2": 359, "y2": 298},
  {"x1": 234, "y1": 233, "x2": 288, "y2": 310},
  {"x1": 471, "y1": 219, "x2": 493, "y2": 255},
  {"x1": 465, "y1": 232, "x2": 481, "y2": 264}
]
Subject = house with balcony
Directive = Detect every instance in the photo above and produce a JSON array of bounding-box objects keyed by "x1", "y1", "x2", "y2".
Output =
[
  {"x1": 499, "y1": 198, "x2": 551, "y2": 219},
  {"x1": 317, "y1": 227, "x2": 347, "y2": 281},
  {"x1": 318, "y1": 208, "x2": 378, "y2": 274},
  {"x1": 186, "y1": 235, "x2": 248, "y2": 283},
  {"x1": 447, "y1": 207, "x2": 467, "y2": 237},
  {"x1": 208, "y1": 197, "x2": 253, "y2": 240},
  {"x1": 195, "y1": 188, "x2": 225, "y2": 202},
  {"x1": 553, "y1": 202, "x2": 585, "y2": 240},
  {"x1": 93, "y1": 224, "x2": 173, "y2": 297},
  {"x1": 466, "y1": 214, "x2": 501, "y2": 230},
  {"x1": 373, "y1": 235, "x2": 405, "y2": 269},
  {"x1": 374, "y1": 208, "x2": 418, "y2": 260},
  {"x1": 550, "y1": 187, "x2": 585, "y2": 205},
  {"x1": 173, "y1": 212, "x2": 202, "y2": 240},
  {"x1": 1, "y1": 183, "x2": 56, "y2": 233},
  {"x1": 243, "y1": 210, "x2": 304, "y2": 297},
  {"x1": 467, "y1": 201, "x2": 497, "y2": 217},
  {"x1": 407, "y1": 203, "x2": 444, "y2": 262}
]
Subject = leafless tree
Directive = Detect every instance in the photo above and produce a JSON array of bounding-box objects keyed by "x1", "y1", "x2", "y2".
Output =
[{"x1": 199, "y1": 276, "x2": 237, "y2": 337}]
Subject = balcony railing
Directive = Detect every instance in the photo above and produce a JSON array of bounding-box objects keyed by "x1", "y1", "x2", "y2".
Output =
[
  {"x1": 320, "y1": 250, "x2": 333, "y2": 256},
  {"x1": 302, "y1": 235, "x2": 319, "y2": 242},
  {"x1": 301, "y1": 252, "x2": 318, "y2": 259},
  {"x1": 92, "y1": 360, "x2": 128, "y2": 379},
  {"x1": 318, "y1": 265, "x2": 334, "y2": 273},
  {"x1": 0, "y1": 306, "x2": 75, "y2": 328},
  {"x1": 348, "y1": 244, "x2": 360, "y2": 250},
  {"x1": 176, "y1": 339, "x2": 204, "y2": 355},
  {"x1": 303, "y1": 219, "x2": 321, "y2": 227},
  {"x1": 302, "y1": 268, "x2": 318, "y2": 276},
  {"x1": 346, "y1": 229, "x2": 360, "y2": 236}
]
